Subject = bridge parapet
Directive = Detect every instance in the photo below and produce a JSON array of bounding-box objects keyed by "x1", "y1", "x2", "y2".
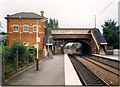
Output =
[
  {"x1": 46, "y1": 28, "x2": 108, "y2": 55},
  {"x1": 51, "y1": 28, "x2": 91, "y2": 35}
]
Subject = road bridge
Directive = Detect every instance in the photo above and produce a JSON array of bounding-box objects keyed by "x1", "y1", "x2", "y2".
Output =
[{"x1": 45, "y1": 28, "x2": 108, "y2": 55}]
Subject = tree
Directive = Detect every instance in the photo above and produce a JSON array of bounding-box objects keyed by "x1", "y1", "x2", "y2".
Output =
[
  {"x1": 1, "y1": 36, "x2": 8, "y2": 46},
  {"x1": 45, "y1": 18, "x2": 59, "y2": 29},
  {"x1": 0, "y1": 21, "x2": 2, "y2": 28},
  {"x1": 0, "y1": 21, "x2": 7, "y2": 46},
  {"x1": 71, "y1": 43, "x2": 76, "y2": 49},
  {"x1": 101, "y1": 19, "x2": 119, "y2": 49}
]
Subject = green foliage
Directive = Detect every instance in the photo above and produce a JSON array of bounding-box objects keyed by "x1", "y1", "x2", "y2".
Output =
[
  {"x1": 2, "y1": 46, "x2": 10, "y2": 61},
  {"x1": 45, "y1": 18, "x2": 59, "y2": 29},
  {"x1": 64, "y1": 45, "x2": 73, "y2": 49},
  {"x1": 0, "y1": 46, "x2": 2, "y2": 53},
  {"x1": 0, "y1": 32, "x2": 6, "y2": 35},
  {"x1": 27, "y1": 46, "x2": 36, "y2": 53},
  {"x1": 4, "y1": 63, "x2": 16, "y2": 75},
  {"x1": 3, "y1": 44, "x2": 36, "y2": 75},
  {"x1": 10, "y1": 43, "x2": 27, "y2": 61},
  {"x1": 2, "y1": 46, "x2": 15, "y2": 74},
  {"x1": 101, "y1": 19, "x2": 119, "y2": 49},
  {"x1": 72, "y1": 43, "x2": 76, "y2": 48},
  {"x1": 0, "y1": 35, "x2": 7, "y2": 46},
  {"x1": 13, "y1": 37, "x2": 19, "y2": 44},
  {"x1": 27, "y1": 46, "x2": 36, "y2": 62},
  {"x1": 0, "y1": 21, "x2": 3, "y2": 28}
]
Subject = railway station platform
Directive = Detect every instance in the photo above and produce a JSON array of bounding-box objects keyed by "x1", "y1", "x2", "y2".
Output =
[
  {"x1": 64, "y1": 54, "x2": 82, "y2": 85},
  {"x1": 5, "y1": 54, "x2": 82, "y2": 86},
  {"x1": 93, "y1": 54, "x2": 119, "y2": 61}
]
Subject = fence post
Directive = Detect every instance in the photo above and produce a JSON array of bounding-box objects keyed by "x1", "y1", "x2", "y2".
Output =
[
  {"x1": 27, "y1": 53, "x2": 29, "y2": 65},
  {"x1": 16, "y1": 51, "x2": 18, "y2": 71}
]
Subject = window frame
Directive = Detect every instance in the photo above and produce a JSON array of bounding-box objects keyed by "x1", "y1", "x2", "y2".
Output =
[
  {"x1": 33, "y1": 25, "x2": 38, "y2": 32},
  {"x1": 23, "y1": 25, "x2": 29, "y2": 32},
  {"x1": 13, "y1": 25, "x2": 19, "y2": 32}
]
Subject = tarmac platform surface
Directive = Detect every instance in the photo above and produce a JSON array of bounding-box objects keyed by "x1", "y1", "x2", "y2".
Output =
[
  {"x1": 6, "y1": 55, "x2": 65, "y2": 86},
  {"x1": 5, "y1": 54, "x2": 82, "y2": 86}
]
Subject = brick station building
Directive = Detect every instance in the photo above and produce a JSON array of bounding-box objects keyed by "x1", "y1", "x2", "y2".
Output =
[{"x1": 5, "y1": 11, "x2": 47, "y2": 49}]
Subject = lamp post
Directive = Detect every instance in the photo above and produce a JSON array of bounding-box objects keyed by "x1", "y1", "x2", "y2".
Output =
[
  {"x1": 36, "y1": 20, "x2": 40, "y2": 70},
  {"x1": 19, "y1": 16, "x2": 22, "y2": 43},
  {"x1": 47, "y1": 36, "x2": 53, "y2": 57},
  {"x1": 36, "y1": 18, "x2": 47, "y2": 71},
  {"x1": 94, "y1": 15, "x2": 96, "y2": 28}
]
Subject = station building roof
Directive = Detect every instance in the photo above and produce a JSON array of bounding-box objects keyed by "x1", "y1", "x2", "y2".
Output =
[{"x1": 5, "y1": 12, "x2": 45, "y2": 19}]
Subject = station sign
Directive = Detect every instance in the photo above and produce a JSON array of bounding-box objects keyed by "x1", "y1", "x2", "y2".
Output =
[{"x1": 37, "y1": 37, "x2": 40, "y2": 42}]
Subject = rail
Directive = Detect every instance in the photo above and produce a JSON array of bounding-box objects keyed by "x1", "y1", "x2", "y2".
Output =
[{"x1": 68, "y1": 54, "x2": 109, "y2": 86}]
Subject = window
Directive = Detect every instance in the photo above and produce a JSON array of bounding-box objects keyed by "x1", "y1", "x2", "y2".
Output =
[
  {"x1": 24, "y1": 26, "x2": 29, "y2": 32},
  {"x1": 33, "y1": 26, "x2": 37, "y2": 32},
  {"x1": 13, "y1": 26, "x2": 19, "y2": 32}
]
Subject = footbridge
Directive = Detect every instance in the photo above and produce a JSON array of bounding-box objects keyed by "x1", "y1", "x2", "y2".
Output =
[{"x1": 45, "y1": 28, "x2": 108, "y2": 55}]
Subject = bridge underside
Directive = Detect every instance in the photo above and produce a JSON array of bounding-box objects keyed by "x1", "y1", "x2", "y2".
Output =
[
  {"x1": 46, "y1": 28, "x2": 107, "y2": 55},
  {"x1": 52, "y1": 34, "x2": 97, "y2": 55},
  {"x1": 53, "y1": 39, "x2": 92, "y2": 55}
]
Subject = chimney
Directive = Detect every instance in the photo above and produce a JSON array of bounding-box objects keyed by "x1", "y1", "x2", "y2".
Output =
[
  {"x1": 7, "y1": 14, "x2": 10, "y2": 17},
  {"x1": 41, "y1": 11, "x2": 44, "y2": 17}
]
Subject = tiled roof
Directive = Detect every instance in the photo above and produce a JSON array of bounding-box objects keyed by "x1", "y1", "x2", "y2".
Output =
[
  {"x1": 5, "y1": 12, "x2": 45, "y2": 19},
  {"x1": 92, "y1": 29, "x2": 107, "y2": 44}
]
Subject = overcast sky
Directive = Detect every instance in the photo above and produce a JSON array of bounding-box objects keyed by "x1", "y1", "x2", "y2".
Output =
[{"x1": 0, "y1": 0, "x2": 119, "y2": 33}]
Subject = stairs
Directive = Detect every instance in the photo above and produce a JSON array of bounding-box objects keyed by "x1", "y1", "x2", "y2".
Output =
[{"x1": 100, "y1": 45, "x2": 113, "y2": 55}]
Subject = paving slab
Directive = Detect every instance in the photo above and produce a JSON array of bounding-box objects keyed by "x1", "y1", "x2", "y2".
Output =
[
  {"x1": 6, "y1": 55, "x2": 65, "y2": 86},
  {"x1": 64, "y1": 54, "x2": 82, "y2": 85}
]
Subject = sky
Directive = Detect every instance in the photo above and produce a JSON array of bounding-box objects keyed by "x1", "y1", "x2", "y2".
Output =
[{"x1": 0, "y1": 0, "x2": 119, "y2": 33}]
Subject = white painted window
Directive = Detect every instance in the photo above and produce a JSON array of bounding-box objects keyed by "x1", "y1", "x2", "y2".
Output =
[
  {"x1": 13, "y1": 26, "x2": 19, "y2": 32},
  {"x1": 24, "y1": 26, "x2": 29, "y2": 32},
  {"x1": 33, "y1": 26, "x2": 37, "y2": 32}
]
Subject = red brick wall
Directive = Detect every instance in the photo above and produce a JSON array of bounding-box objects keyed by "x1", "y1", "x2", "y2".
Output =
[
  {"x1": 7, "y1": 19, "x2": 45, "y2": 49},
  {"x1": 90, "y1": 35, "x2": 98, "y2": 54}
]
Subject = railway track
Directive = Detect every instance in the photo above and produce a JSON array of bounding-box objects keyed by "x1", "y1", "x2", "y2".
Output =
[
  {"x1": 68, "y1": 53, "x2": 120, "y2": 85},
  {"x1": 79, "y1": 55, "x2": 119, "y2": 76},
  {"x1": 87, "y1": 55, "x2": 119, "y2": 70},
  {"x1": 68, "y1": 54, "x2": 109, "y2": 86}
]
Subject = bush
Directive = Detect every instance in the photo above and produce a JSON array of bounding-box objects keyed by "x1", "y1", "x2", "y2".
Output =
[
  {"x1": 3, "y1": 44, "x2": 37, "y2": 75},
  {"x1": 10, "y1": 43, "x2": 27, "y2": 59},
  {"x1": 2, "y1": 46, "x2": 11, "y2": 62},
  {"x1": 8, "y1": 43, "x2": 28, "y2": 67},
  {"x1": 27, "y1": 46, "x2": 36, "y2": 63},
  {"x1": 27, "y1": 46, "x2": 36, "y2": 54},
  {"x1": 4, "y1": 63, "x2": 16, "y2": 75}
]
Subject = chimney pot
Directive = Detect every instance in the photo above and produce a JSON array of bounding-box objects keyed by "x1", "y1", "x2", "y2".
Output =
[
  {"x1": 7, "y1": 14, "x2": 9, "y2": 16},
  {"x1": 40, "y1": 11, "x2": 44, "y2": 17}
]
